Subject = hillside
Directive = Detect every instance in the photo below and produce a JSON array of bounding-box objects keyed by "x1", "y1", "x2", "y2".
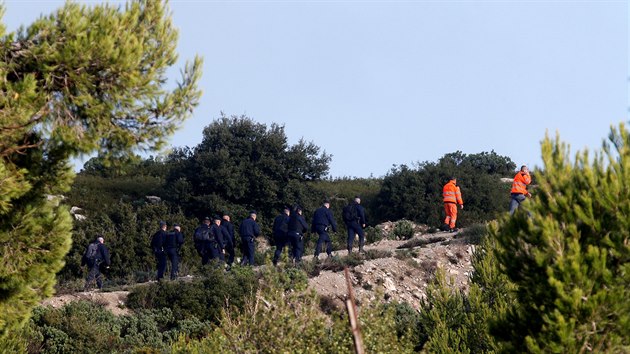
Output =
[{"x1": 41, "y1": 221, "x2": 475, "y2": 316}]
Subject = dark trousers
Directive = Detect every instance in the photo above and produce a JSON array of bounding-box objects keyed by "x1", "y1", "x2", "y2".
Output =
[
  {"x1": 288, "y1": 231, "x2": 303, "y2": 262},
  {"x1": 166, "y1": 248, "x2": 179, "y2": 279},
  {"x1": 314, "y1": 225, "x2": 332, "y2": 257},
  {"x1": 240, "y1": 236, "x2": 255, "y2": 266},
  {"x1": 154, "y1": 251, "x2": 167, "y2": 280},
  {"x1": 346, "y1": 222, "x2": 365, "y2": 252},
  {"x1": 224, "y1": 237, "x2": 235, "y2": 266},
  {"x1": 84, "y1": 262, "x2": 103, "y2": 290},
  {"x1": 272, "y1": 232, "x2": 288, "y2": 264}
]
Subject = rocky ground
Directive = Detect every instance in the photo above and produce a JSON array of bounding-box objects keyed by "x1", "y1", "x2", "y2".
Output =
[{"x1": 41, "y1": 221, "x2": 476, "y2": 315}]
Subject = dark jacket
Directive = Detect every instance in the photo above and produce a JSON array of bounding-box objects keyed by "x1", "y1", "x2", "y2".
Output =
[
  {"x1": 210, "y1": 223, "x2": 225, "y2": 249},
  {"x1": 165, "y1": 230, "x2": 184, "y2": 249},
  {"x1": 81, "y1": 242, "x2": 111, "y2": 267},
  {"x1": 272, "y1": 214, "x2": 289, "y2": 237},
  {"x1": 239, "y1": 217, "x2": 260, "y2": 238},
  {"x1": 347, "y1": 203, "x2": 367, "y2": 226},
  {"x1": 151, "y1": 229, "x2": 167, "y2": 253},
  {"x1": 221, "y1": 220, "x2": 235, "y2": 241},
  {"x1": 311, "y1": 206, "x2": 337, "y2": 232},
  {"x1": 288, "y1": 213, "x2": 308, "y2": 235}
]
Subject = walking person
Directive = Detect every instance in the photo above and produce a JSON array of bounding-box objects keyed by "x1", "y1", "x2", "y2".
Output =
[
  {"x1": 81, "y1": 236, "x2": 111, "y2": 291},
  {"x1": 509, "y1": 165, "x2": 532, "y2": 215},
  {"x1": 287, "y1": 205, "x2": 308, "y2": 263},
  {"x1": 343, "y1": 196, "x2": 367, "y2": 253},
  {"x1": 151, "y1": 221, "x2": 168, "y2": 281},
  {"x1": 221, "y1": 213, "x2": 236, "y2": 269},
  {"x1": 207, "y1": 215, "x2": 226, "y2": 265},
  {"x1": 442, "y1": 177, "x2": 464, "y2": 232},
  {"x1": 193, "y1": 217, "x2": 212, "y2": 265},
  {"x1": 239, "y1": 210, "x2": 261, "y2": 266},
  {"x1": 272, "y1": 206, "x2": 291, "y2": 265},
  {"x1": 165, "y1": 223, "x2": 184, "y2": 280},
  {"x1": 312, "y1": 199, "x2": 337, "y2": 260}
]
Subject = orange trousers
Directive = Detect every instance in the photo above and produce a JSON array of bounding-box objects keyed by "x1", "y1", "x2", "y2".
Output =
[{"x1": 444, "y1": 203, "x2": 458, "y2": 229}]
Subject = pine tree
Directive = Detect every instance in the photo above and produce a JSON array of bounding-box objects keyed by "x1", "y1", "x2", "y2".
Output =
[
  {"x1": 0, "y1": 0, "x2": 201, "y2": 345},
  {"x1": 490, "y1": 124, "x2": 630, "y2": 352}
]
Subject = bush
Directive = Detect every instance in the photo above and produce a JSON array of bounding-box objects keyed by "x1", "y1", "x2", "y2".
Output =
[
  {"x1": 392, "y1": 220, "x2": 414, "y2": 240},
  {"x1": 126, "y1": 266, "x2": 258, "y2": 324},
  {"x1": 490, "y1": 125, "x2": 630, "y2": 352},
  {"x1": 456, "y1": 223, "x2": 487, "y2": 244}
]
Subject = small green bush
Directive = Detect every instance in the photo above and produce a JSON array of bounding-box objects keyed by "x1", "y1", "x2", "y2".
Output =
[
  {"x1": 392, "y1": 220, "x2": 414, "y2": 240},
  {"x1": 456, "y1": 223, "x2": 487, "y2": 244}
]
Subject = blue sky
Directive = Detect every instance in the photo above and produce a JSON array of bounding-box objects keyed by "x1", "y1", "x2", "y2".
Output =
[{"x1": 4, "y1": 1, "x2": 628, "y2": 177}]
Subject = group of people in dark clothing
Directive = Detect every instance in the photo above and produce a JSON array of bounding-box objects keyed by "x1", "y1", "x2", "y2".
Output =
[{"x1": 82, "y1": 197, "x2": 367, "y2": 289}]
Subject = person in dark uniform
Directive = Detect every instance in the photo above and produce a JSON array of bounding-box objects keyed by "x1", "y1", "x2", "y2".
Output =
[
  {"x1": 221, "y1": 213, "x2": 236, "y2": 269},
  {"x1": 151, "y1": 221, "x2": 168, "y2": 280},
  {"x1": 81, "y1": 236, "x2": 111, "y2": 291},
  {"x1": 272, "y1": 206, "x2": 291, "y2": 265},
  {"x1": 343, "y1": 196, "x2": 367, "y2": 254},
  {"x1": 312, "y1": 199, "x2": 338, "y2": 260},
  {"x1": 239, "y1": 210, "x2": 261, "y2": 266},
  {"x1": 287, "y1": 205, "x2": 308, "y2": 263},
  {"x1": 165, "y1": 223, "x2": 184, "y2": 280},
  {"x1": 207, "y1": 215, "x2": 226, "y2": 264},
  {"x1": 193, "y1": 217, "x2": 212, "y2": 265}
]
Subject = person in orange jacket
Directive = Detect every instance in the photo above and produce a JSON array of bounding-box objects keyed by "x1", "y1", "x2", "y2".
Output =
[
  {"x1": 442, "y1": 177, "x2": 463, "y2": 232},
  {"x1": 509, "y1": 165, "x2": 532, "y2": 215}
]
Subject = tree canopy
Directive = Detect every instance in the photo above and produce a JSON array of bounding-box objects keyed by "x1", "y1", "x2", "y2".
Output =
[{"x1": 0, "y1": 0, "x2": 201, "y2": 345}]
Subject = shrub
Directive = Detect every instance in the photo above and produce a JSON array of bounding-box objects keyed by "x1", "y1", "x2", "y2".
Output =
[
  {"x1": 392, "y1": 220, "x2": 415, "y2": 240},
  {"x1": 126, "y1": 266, "x2": 258, "y2": 324},
  {"x1": 490, "y1": 125, "x2": 630, "y2": 352},
  {"x1": 456, "y1": 223, "x2": 487, "y2": 244}
]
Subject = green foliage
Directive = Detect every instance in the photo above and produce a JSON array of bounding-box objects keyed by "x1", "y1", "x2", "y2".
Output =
[
  {"x1": 490, "y1": 124, "x2": 630, "y2": 352},
  {"x1": 392, "y1": 219, "x2": 415, "y2": 240},
  {"x1": 25, "y1": 300, "x2": 212, "y2": 353},
  {"x1": 171, "y1": 266, "x2": 415, "y2": 353},
  {"x1": 375, "y1": 151, "x2": 515, "y2": 227},
  {"x1": 126, "y1": 266, "x2": 258, "y2": 324},
  {"x1": 165, "y1": 114, "x2": 332, "y2": 222},
  {"x1": 0, "y1": 0, "x2": 201, "y2": 343},
  {"x1": 456, "y1": 223, "x2": 488, "y2": 245}
]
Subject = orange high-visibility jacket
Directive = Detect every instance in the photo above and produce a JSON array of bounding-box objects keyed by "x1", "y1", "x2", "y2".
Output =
[
  {"x1": 511, "y1": 172, "x2": 531, "y2": 194},
  {"x1": 443, "y1": 180, "x2": 463, "y2": 205}
]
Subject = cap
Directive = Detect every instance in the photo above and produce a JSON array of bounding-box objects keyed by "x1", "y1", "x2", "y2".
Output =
[
  {"x1": 173, "y1": 223, "x2": 180, "y2": 228},
  {"x1": 203, "y1": 216, "x2": 210, "y2": 221},
  {"x1": 323, "y1": 199, "x2": 331, "y2": 204},
  {"x1": 354, "y1": 195, "x2": 361, "y2": 199},
  {"x1": 159, "y1": 221, "x2": 167, "y2": 227},
  {"x1": 212, "y1": 215, "x2": 221, "y2": 221},
  {"x1": 249, "y1": 210, "x2": 257, "y2": 215},
  {"x1": 283, "y1": 205, "x2": 291, "y2": 211}
]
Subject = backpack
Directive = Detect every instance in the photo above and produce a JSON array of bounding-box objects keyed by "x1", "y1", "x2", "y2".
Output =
[
  {"x1": 194, "y1": 227, "x2": 210, "y2": 242},
  {"x1": 342, "y1": 204, "x2": 358, "y2": 223},
  {"x1": 85, "y1": 243, "x2": 99, "y2": 262}
]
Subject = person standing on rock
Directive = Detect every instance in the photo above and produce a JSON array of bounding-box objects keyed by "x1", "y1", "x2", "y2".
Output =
[
  {"x1": 151, "y1": 221, "x2": 168, "y2": 281},
  {"x1": 165, "y1": 223, "x2": 184, "y2": 280},
  {"x1": 312, "y1": 199, "x2": 338, "y2": 260},
  {"x1": 272, "y1": 206, "x2": 291, "y2": 265},
  {"x1": 239, "y1": 210, "x2": 261, "y2": 266},
  {"x1": 221, "y1": 213, "x2": 236, "y2": 269},
  {"x1": 442, "y1": 177, "x2": 464, "y2": 232},
  {"x1": 343, "y1": 196, "x2": 367, "y2": 254},
  {"x1": 81, "y1": 236, "x2": 111, "y2": 291},
  {"x1": 509, "y1": 165, "x2": 532, "y2": 215},
  {"x1": 287, "y1": 205, "x2": 309, "y2": 263}
]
